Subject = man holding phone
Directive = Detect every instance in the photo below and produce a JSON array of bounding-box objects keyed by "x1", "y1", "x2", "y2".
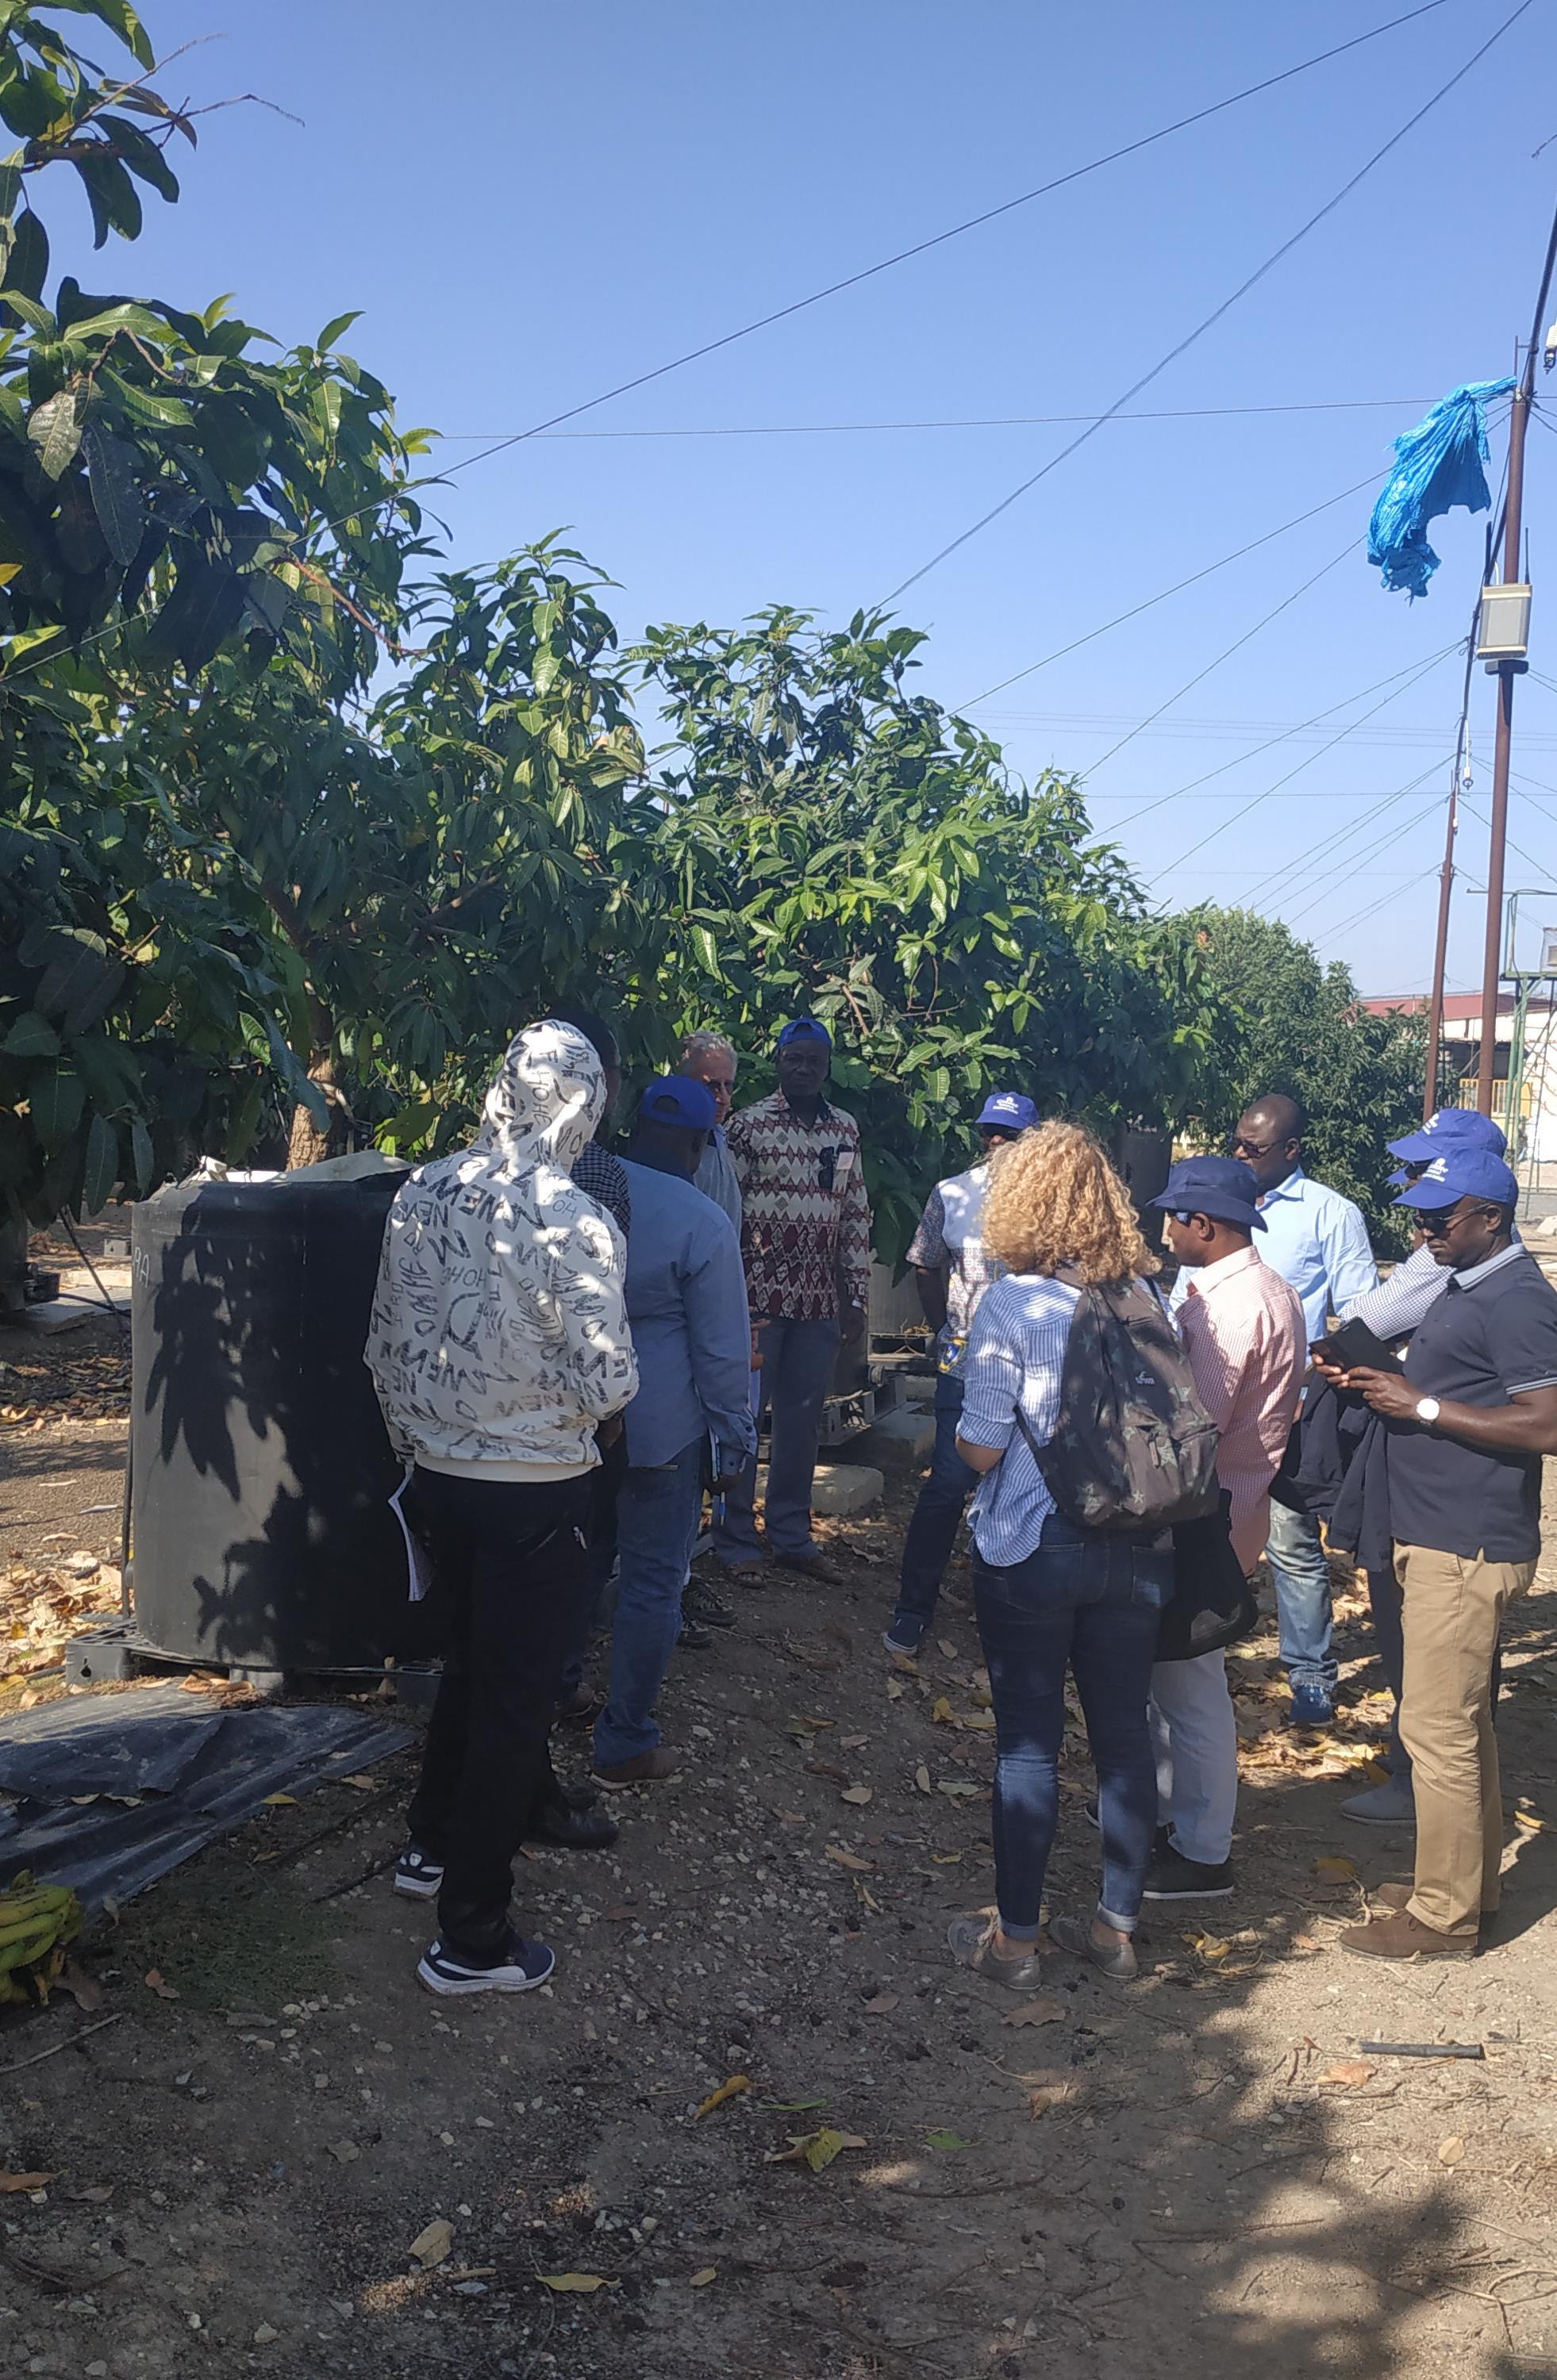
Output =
[
  {"x1": 1321, "y1": 1150, "x2": 1557, "y2": 1959},
  {"x1": 717, "y1": 1018, "x2": 871, "y2": 1580}
]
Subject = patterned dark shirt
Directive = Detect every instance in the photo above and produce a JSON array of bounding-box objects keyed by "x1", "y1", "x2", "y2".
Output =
[
  {"x1": 572, "y1": 1140, "x2": 632, "y2": 1239},
  {"x1": 726, "y1": 1091, "x2": 871, "y2": 1322}
]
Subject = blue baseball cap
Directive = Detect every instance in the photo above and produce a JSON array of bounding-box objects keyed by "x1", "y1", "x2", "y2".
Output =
[
  {"x1": 1386, "y1": 1167, "x2": 1411, "y2": 1188},
  {"x1": 977, "y1": 1091, "x2": 1038, "y2": 1134},
  {"x1": 1394, "y1": 1148, "x2": 1518, "y2": 1210},
  {"x1": 1149, "y1": 1154, "x2": 1267, "y2": 1231},
  {"x1": 638, "y1": 1073, "x2": 717, "y2": 1131},
  {"x1": 776, "y1": 1016, "x2": 832, "y2": 1054},
  {"x1": 1387, "y1": 1107, "x2": 1507, "y2": 1162}
]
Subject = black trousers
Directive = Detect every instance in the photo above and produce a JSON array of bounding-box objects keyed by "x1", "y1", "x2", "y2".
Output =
[{"x1": 405, "y1": 1466, "x2": 592, "y2": 1960}]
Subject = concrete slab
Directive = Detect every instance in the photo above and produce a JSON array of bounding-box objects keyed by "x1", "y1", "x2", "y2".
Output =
[
  {"x1": 852, "y1": 1407, "x2": 937, "y2": 1472},
  {"x1": 902, "y1": 1372, "x2": 937, "y2": 1405},
  {"x1": 811, "y1": 1464, "x2": 885, "y2": 1517}
]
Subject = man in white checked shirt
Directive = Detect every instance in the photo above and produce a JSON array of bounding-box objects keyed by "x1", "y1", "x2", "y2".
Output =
[{"x1": 1144, "y1": 1157, "x2": 1306, "y2": 1901}]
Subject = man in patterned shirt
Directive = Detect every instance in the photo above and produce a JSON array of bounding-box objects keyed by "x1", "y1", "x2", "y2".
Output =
[
  {"x1": 882, "y1": 1092, "x2": 1037, "y2": 1654},
  {"x1": 715, "y1": 1018, "x2": 871, "y2": 1580}
]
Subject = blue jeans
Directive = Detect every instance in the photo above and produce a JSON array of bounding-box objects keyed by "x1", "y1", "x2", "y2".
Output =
[
  {"x1": 593, "y1": 1439, "x2": 704, "y2": 1768},
  {"x1": 1265, "y1": 1499, "x2": 1336, "y2": 1695},
  {"x1": 973, "y1": 1510, "x2": 1170, "y2": 1937},
  {"x1": 715, "y1": 1316, "x2": 840, "y2": 1564},
  {"x1": 890, "y1": 1375, "x2": 978, "y2": 1638}
]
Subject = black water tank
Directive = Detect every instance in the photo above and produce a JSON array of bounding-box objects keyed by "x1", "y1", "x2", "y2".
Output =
[{"x1": 129, "y1": 1172, "x2": 409, "y2": 1671}]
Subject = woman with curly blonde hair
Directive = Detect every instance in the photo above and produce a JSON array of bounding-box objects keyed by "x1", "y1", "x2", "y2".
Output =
[{"x1": 948, "y1": 1121, "x2": 1171, "y2": 1986}]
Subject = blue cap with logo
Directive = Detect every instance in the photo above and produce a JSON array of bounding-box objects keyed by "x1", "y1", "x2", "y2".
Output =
[
  {"x1": 1393, "y1": 1148, "x2": 1519, "y2": 1209},
  {"x1": 1148, "y1": 1154, "x2": 1267, "y2": 1231},
  {"x1": 776, "y1": 1016, "x2": 832, "y2": 1054},
  {"x1": 638, "y1": 1073, "x2": 717, "y2": 1131},
  {"x1": 1387, "y1": 1107, "x2": 1507, "y2": 1162},
  {"x1": 977, "y1": 1091, "x2": 1037, "y2": 1134}
]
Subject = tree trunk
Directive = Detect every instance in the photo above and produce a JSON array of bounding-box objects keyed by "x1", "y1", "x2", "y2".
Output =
[{"x1": 286, "y1": 1052, "x2": 351, "y2": 1170}]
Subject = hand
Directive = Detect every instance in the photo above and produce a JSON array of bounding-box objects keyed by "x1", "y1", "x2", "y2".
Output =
[
  {"x1": 1309, "y1": 1349, "x2": 1347, "y2": 1386},
  {"x1": 1340, "y1": 1366, "x2": 1421, "y2": 1421},
  {"x1": 840, "y1": 1303, "x2": 866, "y2": 1346}
]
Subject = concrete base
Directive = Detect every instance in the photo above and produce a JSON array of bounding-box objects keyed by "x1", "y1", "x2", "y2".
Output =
[
  {"x1": 902, "y1": 1372, "x2": 937, "y2": 1405},
  {"x1": 852, "y1": 1407, "x2": 937, "y2": 1472},
  {"x1": 811, "y1": 1463, "x2": 886, "y2": 1518}
]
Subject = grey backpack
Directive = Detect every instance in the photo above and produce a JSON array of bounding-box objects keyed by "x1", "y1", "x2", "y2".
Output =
[{"x1": 1017, "y1": 1276, "x2": 1221, "y2": 1533}]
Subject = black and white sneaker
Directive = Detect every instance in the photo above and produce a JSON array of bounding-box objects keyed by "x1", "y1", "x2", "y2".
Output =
[
  {"x1": 417, "y1": 1931, "x2": 556, "y2": 1997},
  {"x1": 393, "y1": 1843, "x2": 444, "y2": 1900},
  {"x1": 1142, "y1": 1846, "x2": 1236, "y2": 1901},
  {"x1": 682, "y1": 1578, "x2": 736, "y2": 1630}
]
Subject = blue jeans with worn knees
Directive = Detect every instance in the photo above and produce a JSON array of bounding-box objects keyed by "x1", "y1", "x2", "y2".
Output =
[
  {"x1": 593, "y1": 1439, "x2": 704, "y2": 1769},
  {"x1": 714, "y1": 1316, "x2": 841, "y2": 1564},
  {"x1": 973, "y1": 1510, "x2": 1170, "y2": 1937},
  {"x1": 891, "y1": 1375, "x2": 979, "y2": 1635},
  {"x1": 1265, "y1": 1498, "x2": 1336, "y2": 1695}
]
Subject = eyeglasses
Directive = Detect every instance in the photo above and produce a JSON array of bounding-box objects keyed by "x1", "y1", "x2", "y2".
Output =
[{"x1": 1228, "y1": 1134, "x2": 1277, "y2": 1159}]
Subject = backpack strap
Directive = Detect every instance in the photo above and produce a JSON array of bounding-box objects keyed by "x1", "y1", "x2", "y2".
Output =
[{"x1": 1010, "y1": 1400, "x2": 1046, "y2": 1466}]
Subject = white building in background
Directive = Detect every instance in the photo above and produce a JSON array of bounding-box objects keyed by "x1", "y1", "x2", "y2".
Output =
[{"x1": 1360, "y1": 991, "x2": 1557, "y2": 1177}]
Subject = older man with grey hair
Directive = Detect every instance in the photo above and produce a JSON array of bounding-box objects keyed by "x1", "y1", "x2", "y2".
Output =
[{"x1": 679, "y1": 1031, "x2": 741, "y2": 1232}]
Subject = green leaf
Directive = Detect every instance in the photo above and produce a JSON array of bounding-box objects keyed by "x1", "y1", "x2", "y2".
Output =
[
  {"x1": 97, "y1": 114, "x2": 179, "y2": 204},
  {"x1": 48, "y1": 0, "x2": 157, "y2": 70},
  {"x1": 924, "y1": 2129, "x2": 976, "y2": 2152},
  {"x1": 83, "y1": 420, "x2": 146, "y2": 566},
  {"x1": 0, "y1": 1009, "x2": 60, "y2": 1058},
  {"x1": 27, "y1": 385, "x2": 87, "y2": 481},
  {"x1": 315, "y1": 311, "x2": 363, "y2": 351},
  {"x1": 30, "y1": 1067, "x2": 85, "y2": 1153},
  {"x1": 129, "y1": 1115, "x2": 153, "y2": 1193},
  {"x1": 80, "y1": 1111, "x2": 118, "y2": 1215},
  {"x1": 2, "y1": 209, "x2": 48, "y2": 301},
  {"x1": 32, "y1": 928, "x2": 125, "y2": 1034}
]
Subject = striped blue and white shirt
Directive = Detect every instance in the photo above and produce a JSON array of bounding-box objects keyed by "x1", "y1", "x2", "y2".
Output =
[{"x1": 958, "y1": 1273, "x2": 1082, "y2": 1566}]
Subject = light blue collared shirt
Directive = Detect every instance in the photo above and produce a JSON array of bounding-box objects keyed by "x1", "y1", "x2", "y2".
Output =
[
  {"x1": 958, "y1": 1272, "x2": 1082, "y2": 1565},
  {"x1": 618, "y1": 1158, "x2": 756, "y2": 1470},
  {"x1": 693, "y1": 1127, "x2": 742, "y2": 1234},
  {"x1": 1250, "y1": 1167, "x2": 1378, "y2": 1343}
]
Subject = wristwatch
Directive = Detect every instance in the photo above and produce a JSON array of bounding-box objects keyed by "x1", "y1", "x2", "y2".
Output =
[{"x1": 1414, "y1": 1396, "x2": 1441, "y2": 1426}]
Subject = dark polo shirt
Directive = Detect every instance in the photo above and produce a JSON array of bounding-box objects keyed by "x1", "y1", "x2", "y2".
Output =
[{"x1": 1386, "y1": 1242, "x2": 1557, "y2": 1563}]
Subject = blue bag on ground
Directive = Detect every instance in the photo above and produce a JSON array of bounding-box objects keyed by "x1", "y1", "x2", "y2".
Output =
[{"x1": 1367, "y1": 378, "x2": 1513, "y2": 599}]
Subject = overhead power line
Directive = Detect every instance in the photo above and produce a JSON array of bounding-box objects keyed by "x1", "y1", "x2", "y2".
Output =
[
  {"x1": 878, "y1": 0, "x2": 1534, "y2": 605},
  {"x1": 425, "y1": 396, "x2": 1443, "y2": 443},
  {"x1": 437, "y1": 5, "x2": 1455, "y2": 483},
  {"x1": 1321, "y1": 863, "x2": 1445, "y2": 943}
]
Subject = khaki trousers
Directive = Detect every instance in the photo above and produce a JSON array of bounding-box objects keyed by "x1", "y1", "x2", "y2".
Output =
[{"x1": 1396, "y1": 1541, "x2": 1535, "y2": 1935}]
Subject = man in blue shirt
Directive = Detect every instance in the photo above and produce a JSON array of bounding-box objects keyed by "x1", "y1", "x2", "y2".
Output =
[
  {"x1": 1228, "y1": 1093, "x2": 1378, "y2": 1726},
  {"x1": 1327, "y1": 1150, "x2": 1557, "y2": 1960},
  {"x1": 591, "y1": 1076, "x2": 756, "y2": 1791}
]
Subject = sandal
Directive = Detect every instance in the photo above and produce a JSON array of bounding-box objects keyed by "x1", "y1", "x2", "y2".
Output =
[
  {"x1": 1048, "y1": 1912, "x2": 1138, "y2": 1983},
  {"x1": 945, "y1": 1915, "x2": 1048, "y2": 1992}
]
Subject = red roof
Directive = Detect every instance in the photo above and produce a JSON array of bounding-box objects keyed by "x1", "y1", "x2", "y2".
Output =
[{"x1": 1359, "y1": 992, "x2": 1517, "y2": 1020}]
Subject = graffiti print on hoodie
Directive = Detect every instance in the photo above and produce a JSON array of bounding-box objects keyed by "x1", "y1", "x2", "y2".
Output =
[{"x1": 365, "y1": 1020, "x2": 638, "y2": 1479}]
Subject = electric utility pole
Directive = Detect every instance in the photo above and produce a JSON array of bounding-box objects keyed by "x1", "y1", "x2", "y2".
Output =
[{"x1": 1476, "y1": 202, "x2": 1557, "y2": 1116}]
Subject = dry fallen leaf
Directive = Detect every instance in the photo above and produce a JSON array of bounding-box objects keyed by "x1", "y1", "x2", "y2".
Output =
[
  {"x1": 863, "y1": 1993, "x2": 899, "y2": 2014},
  {"x1": 56, "y1": 1963, "x2": 103, "y2": 2012},
  {"x1": 1437, "y1": 2135, "x2": 1466, "y2": 2168},
  {"x1": 1001, "y1": 1996, "x2": 1065, "y2": 2029},
  {"x1": 1513, "y1": 1802, "x2": 1546, "y2": 1832},
  {"x1": 825, "y1": 1844, "x2": 875, "y2": 1874},
  {"x1": 1313, "y1": 1855, "x2": 1359, "y2": 1884},
  {"x1": 688, "y1": 2267, "x2": 717, "y2": 2288},
  {"x1": 143, "y1": 1967, "x2": 179, "y2": 1999},
  {"x1": 931, "y1": 1696, "x2": 956, "y2": 1726},
  {"x1": 930, "y1": 1852, "x2": 962, "y2": 1866},
  {"x1": 885, "y1": 1678, "x2": 905, "y2": 1701},
  {"x1": 1318, "y1": 2060, "x2": 1374, "y2": 2089},
  {"x1": 409, "y1": 2218, "x2": 454, "y2": 2268},
  {"x1": 838, "y1": 1734, "x2": 868, "y2": 1752},
  {"x1": 0, "y1": 2171, "x2": 56, "y2": 2193},
  {"x1": 764, "y1": 2127, "x2": 867, "y2": 2173},
  {"x1": 960, "y1": 1709, "x2": 997, "y2": 1733},
  {"x1": 694, "y1": 2075, "x2": 751, "y2": 2120},
  {"x1": 537, "y1": 2272, "x2": 617, "y2": 2293},
  {"x1": 936, "y1": 1638, "x2": 958, "y2": 1657},
  {"x1": 936, "y1": 1780, "x2": 981, "y2": 1800},
  {"x1": 840, "y1": 1784, "x2": 874, "y2": 1806},
  {"x1": 913, "y1": 1764, "x2": 932, "y2": 1793},
  {"x1": 1028, "y1": 2084, "x2": 1071, "y2": 2117},
  {"x1": 1182, "y1": 1931, "x2": 1232, "y2": 1963},
  {"x1": 261, "y1": 1793, "x2": 298, "y2": 1808}
]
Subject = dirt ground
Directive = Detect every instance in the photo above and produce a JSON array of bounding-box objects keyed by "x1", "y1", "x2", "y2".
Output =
[{"x1": 3, "y1": 1306, "x2": 1557, "y2": 2380}]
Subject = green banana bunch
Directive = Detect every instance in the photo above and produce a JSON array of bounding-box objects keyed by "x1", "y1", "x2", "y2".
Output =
[{"x1": 0, "y1": 1872, "x2": 82, "y2": 2004}]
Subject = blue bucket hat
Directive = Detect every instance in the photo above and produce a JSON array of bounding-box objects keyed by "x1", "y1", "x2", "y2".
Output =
[
  {"x1": 1149, "y1": 1154, "x2": 1267, "y2": 1231},
  {"x1": 1394, "y1": 1149, "x2": 1519, "y2": 1210},
  {"x1": 639, "y1": 1073, "x2": 717, "y2": 1131},
  {"x1": 1387, "y1": 1107, "x2": 1507, "y2": 1163},
  {"x1": 977, "y1": 1091, "x2": 1038, "y2": 1134}
]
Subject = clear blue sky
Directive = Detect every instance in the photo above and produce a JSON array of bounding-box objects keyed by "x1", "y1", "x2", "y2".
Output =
[{"x1": 78, "y1": 0, "x2": 1557, "y2": 994}]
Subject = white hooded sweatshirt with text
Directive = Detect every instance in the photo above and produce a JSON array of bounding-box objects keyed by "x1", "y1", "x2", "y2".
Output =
[{"x1": 365, "y1": 1020, "x2": 637, "y2": 1480}]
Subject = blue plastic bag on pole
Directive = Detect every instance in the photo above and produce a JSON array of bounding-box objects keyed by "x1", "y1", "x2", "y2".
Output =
[{"x1": 1367, "y1": 378, "x2": 1513, "y2": 599}]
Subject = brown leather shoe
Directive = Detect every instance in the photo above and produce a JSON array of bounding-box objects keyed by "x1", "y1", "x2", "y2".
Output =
[
  {"x1": 774, "y1": 1550, "x2": 839, "y2": 1583},
  {"x1": 1371, "y1": 1881, "x2": 1494, "y2": 1921},
  {"x1": 591, "y1": 1748, "x2": 684, "y2": 1790},
  {"x1": 1338, "y1": 1909, "x2": 1477, "y2": 1961}
]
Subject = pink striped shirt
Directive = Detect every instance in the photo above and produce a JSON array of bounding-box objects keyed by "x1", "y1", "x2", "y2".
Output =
[{"x1": 1176, "y1": 1243, "x2": 1307, "y2": 1571}]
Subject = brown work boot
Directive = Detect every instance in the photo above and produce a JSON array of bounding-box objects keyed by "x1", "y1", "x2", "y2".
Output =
[
  {"x1": 1371, "y1": 1881, "x2": 1494, "y2": 1921},
  {"x1": 591, "y1": 1748, "x2": 685, "y2": 1791},
  {"x1": 1338, "y1": 1909, "x2": 1478, "y2": 1962}
]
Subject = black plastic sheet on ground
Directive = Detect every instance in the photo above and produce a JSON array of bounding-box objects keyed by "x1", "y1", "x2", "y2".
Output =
[{"x1": 0, "y1": 1685, "x2": 413, "y2": 1909}]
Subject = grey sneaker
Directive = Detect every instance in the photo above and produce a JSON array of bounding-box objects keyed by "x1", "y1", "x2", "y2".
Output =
[
  {"x1": 1341, "y1": 1775, "x2": 1416, "y2": 1827},
  {"x1": 945, "y1": 1915, "x2": 1047, "y2": 1991}
]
